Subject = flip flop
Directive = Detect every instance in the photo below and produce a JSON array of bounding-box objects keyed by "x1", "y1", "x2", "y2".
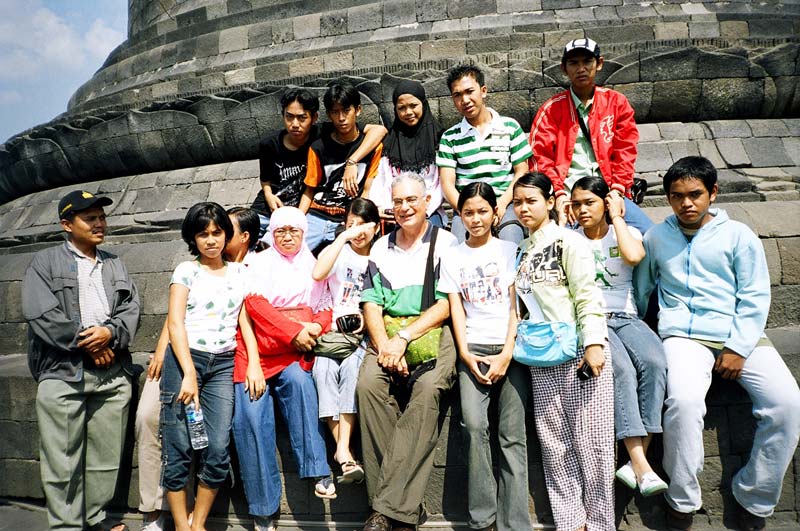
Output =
[
  {"x1": 336, "y1": 460, "x2": 365, "y2": 484},
  {"x1": 314, "y1": 476, "x2": 337, "y2": 499}
]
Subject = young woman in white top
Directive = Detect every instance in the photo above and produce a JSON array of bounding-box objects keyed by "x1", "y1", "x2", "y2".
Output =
[
  {"x1": 571, "y1": 175, "x2": 668, "y2": 496},
  {"x1": 439, "y1": 182, "x2": 531, "y2": 531},
  {"x1": 160, "y1": 202, "x2": 252, "y2": 531},
  {"x1": 311, "y1": 198, "x2": 380, "y2": 484}
]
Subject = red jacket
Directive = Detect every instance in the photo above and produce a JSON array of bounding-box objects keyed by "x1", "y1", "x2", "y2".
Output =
[
  {"x1": 529, "y1": 86, "x2": 638, "y2": 198},
  {"x1": 233, "y1": 294, "x2": 332, "y2": 382}
]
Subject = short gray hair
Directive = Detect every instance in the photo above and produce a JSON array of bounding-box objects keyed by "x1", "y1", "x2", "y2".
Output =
[{"x1": 391, "y1": 172, "x2": 426, "y2": 194}]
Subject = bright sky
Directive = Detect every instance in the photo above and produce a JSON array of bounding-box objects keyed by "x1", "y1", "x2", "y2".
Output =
[{"x1": 0, "y1": 0, "x2": 128, "y2": 144}]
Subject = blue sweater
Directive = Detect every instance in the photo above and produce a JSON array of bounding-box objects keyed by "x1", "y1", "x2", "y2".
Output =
[{"x1": 634, "y1": 209, "x2": 770, "y2": 358}]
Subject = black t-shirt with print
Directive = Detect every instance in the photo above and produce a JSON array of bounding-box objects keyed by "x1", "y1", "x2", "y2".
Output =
[{"x1": 251, "y1": 127, "x2": 321, "y2": 215}]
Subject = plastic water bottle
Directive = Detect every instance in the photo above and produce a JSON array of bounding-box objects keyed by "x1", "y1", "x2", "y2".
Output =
[{"x1": 185, "y1": 402, "x2": 209, "y2": 450}]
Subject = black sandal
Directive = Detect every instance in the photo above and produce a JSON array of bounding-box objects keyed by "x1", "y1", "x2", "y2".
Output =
[{"x1": 87, "y1": 519, "x2": 130, "y2": 531}]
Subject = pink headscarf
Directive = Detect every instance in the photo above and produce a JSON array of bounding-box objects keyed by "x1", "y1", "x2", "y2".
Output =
[{"x1": 248, "y1": 207, "x2": 330, "y2": 311}]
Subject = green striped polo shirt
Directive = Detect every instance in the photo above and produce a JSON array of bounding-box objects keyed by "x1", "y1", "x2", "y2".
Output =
[{"x1": 436, "y1": 107, "x2": 532, "y2": 194}]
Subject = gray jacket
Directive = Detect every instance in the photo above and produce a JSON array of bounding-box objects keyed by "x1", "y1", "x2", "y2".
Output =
[{"x1": 22, "y1": 242, "x2": 141, "y2": 382}]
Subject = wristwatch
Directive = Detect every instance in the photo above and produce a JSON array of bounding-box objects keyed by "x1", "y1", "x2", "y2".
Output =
[
  {"x1": 345, "y1": 158, "x2": 358, "y2": 167},
  {"x1": 396, "y1": 329, "x2": 411, "y2": 344}
]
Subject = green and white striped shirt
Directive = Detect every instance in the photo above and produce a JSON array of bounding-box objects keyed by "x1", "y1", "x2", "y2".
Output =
[{"x1": 436, "y1": 108, "x2": 532, "y2": 194}]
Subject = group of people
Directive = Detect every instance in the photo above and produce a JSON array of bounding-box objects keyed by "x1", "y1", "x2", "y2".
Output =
[{"x1": 21, "y1": 37, "x2": 800, "y2": 531}]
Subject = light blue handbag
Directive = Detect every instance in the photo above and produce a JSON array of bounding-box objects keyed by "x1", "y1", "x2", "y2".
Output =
[{"x1": 512, "y1": 250, "x2": 578, "y2": 367}]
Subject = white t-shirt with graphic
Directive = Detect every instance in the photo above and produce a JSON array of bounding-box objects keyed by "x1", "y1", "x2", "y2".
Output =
[
  {"x1": 439, "y1": 238, "x2": 517, "y2": 344},
  {"x1": 577, "y1": 224, "x2": 642, "y2": 314},
  {"x1": 170, "y1": 260, "x2": 247, "y2": 353},
  {"x1": 326, "y1": 244, "x2": 369, "y2": 328}
]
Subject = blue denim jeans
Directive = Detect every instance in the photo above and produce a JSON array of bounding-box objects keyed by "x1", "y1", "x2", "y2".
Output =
[
  {"x1": 451, "y1": 206, "x2": 523, "y2": 245},
  {"x1": 306, "y1": 212, "x2": 341, "y2": 252},
  {"x1": 232, "y1": 361, "x2": 330, "y2": 517},
  {"x1": 606, "y1": 313, "x2": 666, "y2": 440},
  {"x1": 662, "y1": 337, "x2": 800, "y2": 517},
  {"x1": 160, "y1": 345, "x2": 235, "y2": 491},
  {"x1": 458, "y1": 344, "x2": 532, "y2": 531}
]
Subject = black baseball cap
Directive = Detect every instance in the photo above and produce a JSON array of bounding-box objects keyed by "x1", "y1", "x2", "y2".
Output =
[
  {"x1": 57, "y1": 190, "x2": 113, "y2": 219},
  {"x1": 562, "y1": 38, "x2": 601, "y2": 63}
]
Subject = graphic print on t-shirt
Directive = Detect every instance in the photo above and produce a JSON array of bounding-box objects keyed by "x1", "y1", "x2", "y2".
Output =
[
  {"x1": 338, "y1": 265, "x2": 366, "y2": 309},
  {"x1": 458, "y1": 261, "x2": 504, "y2": 305},
  {"x1": 591, "y1": 249, "x2": 618, "y2": 288},
  {"x1": 272, "y1": 160, "x2": 306, "y2": 207},
  {"x1": 518, "y1": 240, "x2": 566, "y2": 289}
]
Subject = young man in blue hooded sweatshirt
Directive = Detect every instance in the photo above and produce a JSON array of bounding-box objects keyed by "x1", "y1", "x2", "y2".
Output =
[{"x1": 634, "y1": 156, "x2": 800, "y2": 531}]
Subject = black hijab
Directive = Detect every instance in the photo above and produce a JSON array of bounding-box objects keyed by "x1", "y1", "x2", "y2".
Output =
[{"x1": 383, "y1": 80, "x2": 443, "y2": 173}]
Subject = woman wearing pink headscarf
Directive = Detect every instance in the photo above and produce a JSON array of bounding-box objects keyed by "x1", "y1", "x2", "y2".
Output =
[{"x1": 232, "y1": 207, "x2": 335, "y2": 531}]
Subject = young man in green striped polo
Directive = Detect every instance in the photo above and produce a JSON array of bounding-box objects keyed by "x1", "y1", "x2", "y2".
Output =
[{"x1": 436, "y1": 64, "x2": 532, "y2": 244}]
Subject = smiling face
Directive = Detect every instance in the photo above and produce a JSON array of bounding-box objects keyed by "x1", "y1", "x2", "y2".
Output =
[
  {"x1": 194, "y1": 220, "x2": 227, "y2": 261},
  {"x1": 668, "y1": 177, "x2": 718, "y2": 230},
  {"x1": 460, "y1": 195, "x2": 496, "y2": 241},
  {"x1": 395, "y1": 93, "x2": 424, "y2": 128},
  {"x1": 61, "y1": 206, "x2": 107, "y2": 249},
  {"x1": 345, "y1": 213, "x2": 377, "y2": 251},
  {"x1": 449, "y1": 74, "x2": 487, "y2": 122},
  {"x1": 513, "y1": 185, "x2": 554, "y2": 233},
  {"x1": 391, "y1": 178, "x2": 429, "y2": 231},
  {"x1": 561, "y1": 51, "x2": 603, "y2": 92},
  {"x1": 282, "y1": 100, "x2": 317, "y2": 145},
  {"x1": 570, "y1": 187, "x2": 607, "y2": 231}
]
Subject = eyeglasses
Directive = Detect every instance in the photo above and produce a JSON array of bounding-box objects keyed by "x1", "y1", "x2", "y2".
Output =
[
  {"x1": 392, "y1": 196, "x2": 421, "y2": 209},
  {"x1": 274, "y1": 227, "x2": 303, "y2": 238}
]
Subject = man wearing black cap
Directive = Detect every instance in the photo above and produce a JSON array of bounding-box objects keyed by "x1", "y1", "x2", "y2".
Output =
[
  {"x1": 529, "y1": 37, "x2": 652, "y2": 234},
  {"x1": 22, "y1": 190, "x2": 140, "y2": 531}
]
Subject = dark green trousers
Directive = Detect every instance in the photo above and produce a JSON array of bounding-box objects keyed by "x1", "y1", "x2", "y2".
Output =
[{"x1": 356, "y1": 325, "x2": 456, "y2": 525}]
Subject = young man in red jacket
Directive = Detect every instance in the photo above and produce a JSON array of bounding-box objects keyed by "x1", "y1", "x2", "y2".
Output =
[{"x1": 530, "y1": 38, "x2": 652, "y2": 233}]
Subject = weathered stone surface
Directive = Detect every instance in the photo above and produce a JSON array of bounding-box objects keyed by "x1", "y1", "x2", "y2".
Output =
[
  {"x1": 635, "y1": 142, "x2": 672, "y2": 173},
  {"x1": 742, "y1": 137, "x2": 793, "y2": 168},
  {"x1": 420, "y1": 39, "x2": 466, "y2": 60},
  {"x1": 293, "y1": 13, "x2": 321, "y2": 41},
  {"x1": 348, "y1": 4, "x2": 382, "y2": 33},
  {"x1": 641, "y1": 48, "x2": 699, "y2": 82},
  {"x1": 653, "y1": 21, "x2": 689, "y2": 40},
  {"x1": 779, "y1": 237, "x2": 800, "y2": 285},
  {"x1": 700, "y1": 78, "x2": 764, "y2": 121},
  {"x1": 649, "y1": 80, "x2": 701, "y2": 122},
  {"x1": 716, "y1": 138, "x2": 751, "y2": 167},
  {"x1": 320, "y1": 13, "x2": 347, "y2": 37}
]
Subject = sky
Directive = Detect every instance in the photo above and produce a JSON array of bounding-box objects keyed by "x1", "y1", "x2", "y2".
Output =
[{"x1": 0, "y1": 0, "x2": 128, "y2": 144}]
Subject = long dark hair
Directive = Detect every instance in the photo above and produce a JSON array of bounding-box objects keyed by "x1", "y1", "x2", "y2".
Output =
[
  {"x1": 513, "y1": 173, "x2": 558, "y2": 221},
  {"x1": 227, "y1": 207, "x2": 261, "y2": 251},
  {"x1": 458, "y1": 182, "x2": 498, "y2": 239},
  {"x1": 572, "y1": 176, "x2": 612, "y2": 225}
]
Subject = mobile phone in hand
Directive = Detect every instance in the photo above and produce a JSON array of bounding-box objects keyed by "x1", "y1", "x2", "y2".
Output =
[{"x1": 577, "y1": 363, "x2": 595, "y2": 381}]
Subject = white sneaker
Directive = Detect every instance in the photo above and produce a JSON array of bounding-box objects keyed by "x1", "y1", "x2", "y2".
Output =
[
  {"x1": 254, "y1": 515, "x2": 277, "y2": 531},
  {"x1": 140, "y1": 513, "x2": 166, "y2": 531},
  {"x1": 615, "y1": 461, "x2": 637, "y2": 490},
  {"x1": 638, "y1": 471, "x2": 668, "y2": 497}
]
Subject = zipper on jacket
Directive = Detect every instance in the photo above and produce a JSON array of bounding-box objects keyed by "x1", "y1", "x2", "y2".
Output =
[{"x1": 685, "y1": 239, "x2": 695, "y2": 337}]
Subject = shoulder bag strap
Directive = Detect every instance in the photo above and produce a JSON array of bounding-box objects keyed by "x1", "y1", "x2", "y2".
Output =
[{"x1": 420, "y1": 225, "x2": 439, "y2": 312}]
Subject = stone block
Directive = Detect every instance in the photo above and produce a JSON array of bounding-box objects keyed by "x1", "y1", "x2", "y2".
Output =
[
  {"x1": 385, "y1": 42, "x2": 420, "y2": 64},
  {"x1": 635, "y1": 143, "x2": 672, "y2": 173},
  {"x1": 468, "y1": 36, "x2": 511, "y2": 55},
  {"x1": 0, "y1": 459, "x2": 43, "y2": 498},
  {"x1": 748, "y1": 119, "x2": 790, "y2": 138},
  {"x1": 431, "y1": 18, "x2": 468, "y2": 38},
  {"x1": 768, "y1": 284, "x2": 800, "y2": 328},
  {"x1": 347, "y1": 5, "x2": 382, "y2": 33},
  {"x1": 586, "y1": 24, "x2": 654, "y2": 44},
  {"x1": 0, "y1": 420, "x2": 39, "y2": 460},
  {"x1": 580, "y1": 0, "x2": 621, "y2": 6},
  {"x1": 224, "y1": 67, "x2": 256, "y2": 86},
  {"x1": 689, "y1": 21, "x2": 720, "y2": 38},
  {"x1": 543, "y1": 29, "x2": 580, "y2": 49},
  {"x1": 416, "y1": 0, "x2": 448, "y2": 22},
  {"x1": 763, "y1": 239, "x2": 782, "y2": 286},
  {"x1": 498, "y1": 0, "x2": 541, "y2": 13},
  {"x1": 353, "y1": 45, "x2": 385, "y2": 68},
  {"x1": 219, "y1": 26, "x2": 248, "y2": 54},
  {"x1": 720, "y1": 20, "x2": 749, "y2": 39},
  {"x1": 0, "y1": 323, "x2": 27, "y2": 356},
  {"x1": 448, "y1": 0, "x2": 497, "y2": 18},
  {"x1": 420, "y1": 39, "x2": 466, "y2": 60},
  {"x1": 272, "y1": 20, "x2": 293, "y2": 44},
  {"x1": 637, "y1": 123, "x2": 661, "y2": 143},
  {"x1": 209, "y1": 176, "x2": 259, "y2": 208},
  {"x1": 749, "y1": 18, "x2": 795, "y2": 38},
  {"x1": 783, "y1": 138, "x2": 800, "y2": 167},
  {"x1": 3, "y1": 281, "x2": 23, "y2": 323},
  {"x1": 696, "y1": 139, "x2": 726, "y2": 169},
  {"x1": 554, "y1": 7, "x2": 595, "y2": 21},
  {"x1": 320, "y1": 13, "x2": 347, "y2": 37},
  {"x1": 704, "y1": 120, "x2": 752, "y2": 139},
  {"x1": 779, "y1": 237, "x2": 800, "y2": 285},
  {"x1": 641, "y1": 48, "x2": 699, "y2": 83},
  {"x1": 753, "y1": 43, "x2": 799, "y2": 78},
  {"x1": 742, "y1": 137, "x2": 793, "y2": 168},
  {"x1": 667, "y1": 141, "x2": 700, "y2": 161},
  {"x1": 653, "y1": 21, "x2": 689, "y2": 40},
  {"x1": 613, "y1": 83, "x2": 651, "y2": 121},
  {"x1": 323, "y1": 50, "x2": 354, "y2": 72},
  {"x1": 248, "y1": 21, "x2": 273, "y2": 49},
  {"x1": 293, "y1": 13, "x2": 321, "y2": 40},
  {"x1": 383, "y1": 0, "x2": 416, "y2": 26},
  {"x1": 649, "y1": 80, "x2": 701, "y2": 122},
  {"x1": 510, "y1": 32, "x2": 544, "y2": 50},
  {"x1": 700, "y1": 78, "x2": 764, "y2": 121},
  {"x1": 697, "y1": 51, "x2": 750, "y2": 79},
  {"x1": 288, "y1": 56, "x2": 324, "y2": 77},
  {"x1": 715, "y1": 138, "x2": 751, "y2": 168}
]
